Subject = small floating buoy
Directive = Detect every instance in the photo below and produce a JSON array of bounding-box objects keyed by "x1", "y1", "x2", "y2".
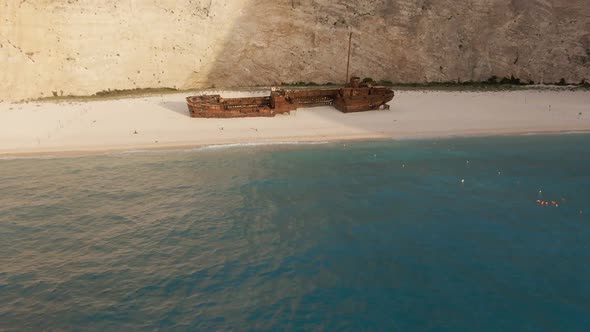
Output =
[
  {"x1": 402, "y1": 164, "x2": 406, "y2": 168},
  {"x1": 461, "y1": 179, "x2": 465, "y2": 184}
]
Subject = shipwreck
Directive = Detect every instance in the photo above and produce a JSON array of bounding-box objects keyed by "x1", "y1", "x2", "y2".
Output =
[{"x1": 186, "y1": 33, "x2": 394, "y2": 118}]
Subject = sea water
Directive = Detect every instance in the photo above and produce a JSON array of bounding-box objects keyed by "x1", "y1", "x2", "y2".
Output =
[{"x1": 1, "y1": 135, "x2": 589, "y2": 331}]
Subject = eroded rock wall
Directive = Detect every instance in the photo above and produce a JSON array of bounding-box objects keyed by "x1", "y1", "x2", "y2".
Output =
[{"x1": 1, "y1": 0, "x2": 589, "y2": 101}]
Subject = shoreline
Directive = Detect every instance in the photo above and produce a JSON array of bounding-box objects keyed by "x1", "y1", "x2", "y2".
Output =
[
  {"x1": 1, "y1": 90, "x2": 589, "y2": 158},
  {"x1": 2, "y1": 130, "x2": 590, "y2": 159}
]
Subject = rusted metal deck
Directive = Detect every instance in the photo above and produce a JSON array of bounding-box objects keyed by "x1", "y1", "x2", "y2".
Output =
[{"x1": 186, "y1": 78, "x2": 394, "y2": 118}]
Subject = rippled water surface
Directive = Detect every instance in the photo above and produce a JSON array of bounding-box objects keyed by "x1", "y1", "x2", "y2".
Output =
[{"x1": 1, "y1": 135, "x2": 590, "y2": 331}]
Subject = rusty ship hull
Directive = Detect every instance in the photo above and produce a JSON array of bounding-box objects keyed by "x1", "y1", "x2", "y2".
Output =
[
  {"x1": 186, "y1": 95, "x2": 280, "y2": 118},
  {"x1": 186, "y1": 79, "x2": 394, "y2": 118},
  {"x1": 334, "y1": 87, "x2": 394, "y2": 113}
]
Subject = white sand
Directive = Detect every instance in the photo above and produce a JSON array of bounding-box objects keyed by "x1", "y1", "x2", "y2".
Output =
[{"x1": 0, "y1": 90, "x2": 589, "y2": 156}]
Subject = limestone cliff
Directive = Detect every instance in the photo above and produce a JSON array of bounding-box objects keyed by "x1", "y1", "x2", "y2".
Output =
[{"x1": 1, "y1": 0, "x2": 589, "y2": 101}]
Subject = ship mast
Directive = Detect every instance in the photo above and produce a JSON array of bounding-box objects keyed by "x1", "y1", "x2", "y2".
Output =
[{"x1": 345, "y1": 32, "x2": 352, "y2": 84}]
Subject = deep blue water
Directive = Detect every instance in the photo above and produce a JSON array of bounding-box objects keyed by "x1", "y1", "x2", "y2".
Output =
[{"x1": 1, "y1": 135, "x2": 590, "y2": 331}]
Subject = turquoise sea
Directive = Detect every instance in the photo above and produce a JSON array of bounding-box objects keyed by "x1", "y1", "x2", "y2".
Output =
[{"x1": 1, "y1": 135, "x2": 590, "y2": 331}]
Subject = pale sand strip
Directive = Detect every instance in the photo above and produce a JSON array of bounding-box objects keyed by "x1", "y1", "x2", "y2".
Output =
[{"x1": 0, "y1": 90, "x2": 589, "y2": 156}]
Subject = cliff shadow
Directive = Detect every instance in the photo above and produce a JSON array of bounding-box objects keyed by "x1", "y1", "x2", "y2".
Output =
[{"x1": 198, "y1": 0, "x2": 356, "y2": 89}]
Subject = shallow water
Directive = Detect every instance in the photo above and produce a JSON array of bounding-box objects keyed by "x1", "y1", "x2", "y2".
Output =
[{"x1": 1, "y1": 135, "x2": 590, "y2": 331}]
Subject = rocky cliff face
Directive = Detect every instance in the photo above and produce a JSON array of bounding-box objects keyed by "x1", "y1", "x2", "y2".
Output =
[{"x1": 1, "y1": 0, "x2": 589, "y2": 101}]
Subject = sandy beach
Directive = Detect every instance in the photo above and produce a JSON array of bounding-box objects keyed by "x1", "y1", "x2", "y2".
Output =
[{"x1": 0, "y1": 89, "x2": 589, "y2": 156}]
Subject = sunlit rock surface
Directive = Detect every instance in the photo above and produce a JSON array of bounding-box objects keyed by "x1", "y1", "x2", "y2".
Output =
[{"x1": 1, "y1": 0, "x2": 589, "y2": 101}]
